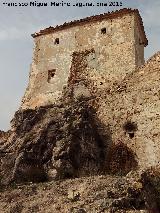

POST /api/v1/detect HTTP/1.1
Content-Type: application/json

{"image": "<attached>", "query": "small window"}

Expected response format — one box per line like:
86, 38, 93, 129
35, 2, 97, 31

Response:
128, 132, 135, 139
123, 121, 137, 139
101, 28, 106, 34
54, 38, 59, 45
48, 69, 56, 83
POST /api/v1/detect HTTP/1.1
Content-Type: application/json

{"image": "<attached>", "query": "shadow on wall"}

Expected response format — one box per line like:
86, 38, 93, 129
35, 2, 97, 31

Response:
107, 140, 138, 176
74, 113, 113, 177
68, 106, 139, 177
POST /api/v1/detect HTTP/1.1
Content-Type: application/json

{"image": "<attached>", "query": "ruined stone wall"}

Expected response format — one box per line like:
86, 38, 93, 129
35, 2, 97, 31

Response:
95, 52, 160, 169
21, 13, 144, 109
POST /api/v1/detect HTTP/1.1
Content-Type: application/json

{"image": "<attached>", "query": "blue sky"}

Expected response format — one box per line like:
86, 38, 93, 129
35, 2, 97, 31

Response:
0, 0, 160, 130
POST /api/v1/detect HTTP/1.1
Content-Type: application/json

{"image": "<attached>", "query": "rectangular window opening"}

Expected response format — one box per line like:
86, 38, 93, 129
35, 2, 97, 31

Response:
101, 28, 106, 34
54, 38, 59, 44
48, 69, 56, 83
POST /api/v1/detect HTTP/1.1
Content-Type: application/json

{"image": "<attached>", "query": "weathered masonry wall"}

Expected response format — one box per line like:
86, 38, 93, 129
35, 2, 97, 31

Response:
21, 12, 145, 109
95, 53, 160, 169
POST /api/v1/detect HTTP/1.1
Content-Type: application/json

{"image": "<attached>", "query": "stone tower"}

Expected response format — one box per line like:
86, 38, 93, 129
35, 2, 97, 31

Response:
21, 8, 148, 109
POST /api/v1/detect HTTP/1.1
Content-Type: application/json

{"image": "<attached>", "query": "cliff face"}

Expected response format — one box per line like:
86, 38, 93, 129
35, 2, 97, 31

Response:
0, 87, 141, 185
0, 93, 111, 184
1, 110, 160, 213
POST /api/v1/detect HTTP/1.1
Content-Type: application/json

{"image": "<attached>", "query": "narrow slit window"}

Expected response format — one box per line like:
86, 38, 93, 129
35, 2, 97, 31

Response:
101, 28, 106, 34
48, 69, 56, 83
54, 38, 59, 45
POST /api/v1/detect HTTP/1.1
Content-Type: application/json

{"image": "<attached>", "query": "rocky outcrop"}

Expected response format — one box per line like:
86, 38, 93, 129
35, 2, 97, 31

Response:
0, 83, 140, 185
0, 94, 110, 184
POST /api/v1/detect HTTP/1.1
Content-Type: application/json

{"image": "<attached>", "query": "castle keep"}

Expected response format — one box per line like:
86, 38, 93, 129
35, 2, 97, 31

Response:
20, 8, 160, 170
21, 8, 147, 109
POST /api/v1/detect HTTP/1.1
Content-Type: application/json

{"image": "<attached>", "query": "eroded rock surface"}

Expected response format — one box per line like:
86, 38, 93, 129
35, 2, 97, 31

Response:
0, 94, 109, 184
